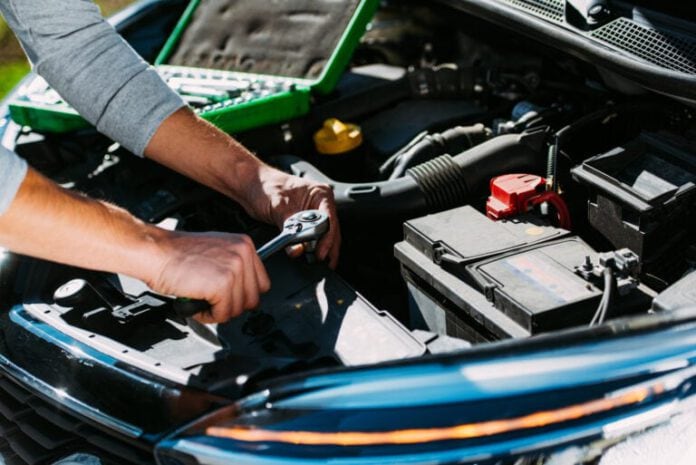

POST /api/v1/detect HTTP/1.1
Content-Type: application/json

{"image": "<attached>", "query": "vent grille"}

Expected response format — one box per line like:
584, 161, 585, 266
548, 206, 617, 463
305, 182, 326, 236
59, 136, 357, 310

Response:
593, 18, 696, 74
0, 374, 154, 465
500, 0, 565, 23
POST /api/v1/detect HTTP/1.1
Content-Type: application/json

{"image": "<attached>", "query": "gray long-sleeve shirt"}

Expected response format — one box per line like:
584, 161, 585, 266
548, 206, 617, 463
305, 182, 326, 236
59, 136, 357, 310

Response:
0, 0, 185, 214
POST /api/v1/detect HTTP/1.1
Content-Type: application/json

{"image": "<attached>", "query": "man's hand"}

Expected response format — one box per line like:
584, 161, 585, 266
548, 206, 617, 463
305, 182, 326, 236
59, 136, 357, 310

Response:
145, 108, 342, 268
0, 169, 269, 324
243, 166, 341, 269
150, 231, 270, 324
0, 108, 342, 326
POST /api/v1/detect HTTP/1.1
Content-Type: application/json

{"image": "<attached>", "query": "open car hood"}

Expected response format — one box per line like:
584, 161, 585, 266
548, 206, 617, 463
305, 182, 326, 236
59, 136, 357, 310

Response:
436, 0, 696, 103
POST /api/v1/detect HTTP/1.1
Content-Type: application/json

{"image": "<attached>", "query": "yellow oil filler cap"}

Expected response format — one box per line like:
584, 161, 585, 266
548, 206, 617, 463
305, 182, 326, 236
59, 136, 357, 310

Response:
314, 118, 363, 155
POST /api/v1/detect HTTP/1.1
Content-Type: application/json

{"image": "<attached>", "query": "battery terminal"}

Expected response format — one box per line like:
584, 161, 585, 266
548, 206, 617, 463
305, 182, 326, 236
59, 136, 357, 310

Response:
575, 249, 641, 296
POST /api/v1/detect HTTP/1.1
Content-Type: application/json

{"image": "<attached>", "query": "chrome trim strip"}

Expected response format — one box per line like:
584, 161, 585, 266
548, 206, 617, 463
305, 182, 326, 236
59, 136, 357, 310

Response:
1, 307, 144, 438
24, 302, 192, 385
0, 352, 142, 438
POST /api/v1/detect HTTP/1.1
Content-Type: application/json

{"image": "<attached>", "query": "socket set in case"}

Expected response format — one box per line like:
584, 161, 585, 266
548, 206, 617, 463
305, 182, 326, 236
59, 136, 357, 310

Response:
9, 0, 379, 136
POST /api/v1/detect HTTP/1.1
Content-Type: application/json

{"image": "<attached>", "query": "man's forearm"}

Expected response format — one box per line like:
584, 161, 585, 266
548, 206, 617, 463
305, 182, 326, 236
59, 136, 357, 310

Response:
0, 168, 167, 283
144, 108, 342, 267
143, 107, 265, 206
0, 166, 270, 322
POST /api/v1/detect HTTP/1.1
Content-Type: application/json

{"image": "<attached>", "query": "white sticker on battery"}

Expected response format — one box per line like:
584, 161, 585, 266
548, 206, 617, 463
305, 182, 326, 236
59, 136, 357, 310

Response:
502, 253, 589, 304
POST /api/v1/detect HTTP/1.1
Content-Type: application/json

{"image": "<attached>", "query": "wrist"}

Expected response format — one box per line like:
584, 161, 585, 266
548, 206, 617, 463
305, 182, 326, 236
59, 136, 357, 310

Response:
218, 152, 285, 216
126, 222, 174, 286
225, 154, 265, 202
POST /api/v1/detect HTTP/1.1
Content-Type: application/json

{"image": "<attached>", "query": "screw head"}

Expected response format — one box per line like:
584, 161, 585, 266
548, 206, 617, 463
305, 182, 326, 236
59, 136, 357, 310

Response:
589, 4, 605, 16
300, 211, 320, 222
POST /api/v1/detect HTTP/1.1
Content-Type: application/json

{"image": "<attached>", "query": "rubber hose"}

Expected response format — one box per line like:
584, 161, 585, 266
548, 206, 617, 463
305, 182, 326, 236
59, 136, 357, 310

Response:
274, 127, 548, 221
388, 124, 491, 180
407, 155, 468, 210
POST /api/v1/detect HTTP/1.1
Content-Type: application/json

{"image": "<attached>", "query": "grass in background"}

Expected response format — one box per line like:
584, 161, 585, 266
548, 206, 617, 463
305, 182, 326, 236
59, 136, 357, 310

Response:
0, 0, 134, 99
0, 60, 30, 98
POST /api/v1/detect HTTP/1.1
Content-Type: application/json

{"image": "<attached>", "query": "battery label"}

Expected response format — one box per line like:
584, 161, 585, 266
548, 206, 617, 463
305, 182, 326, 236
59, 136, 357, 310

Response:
502, 253, 590, 304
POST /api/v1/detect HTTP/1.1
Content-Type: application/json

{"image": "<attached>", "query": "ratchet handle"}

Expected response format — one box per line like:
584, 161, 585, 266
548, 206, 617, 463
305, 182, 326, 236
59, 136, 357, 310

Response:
173, 298, 211, 318
174, 209, 329, 318
172, 234, 293, 318
257, 232, 295, 261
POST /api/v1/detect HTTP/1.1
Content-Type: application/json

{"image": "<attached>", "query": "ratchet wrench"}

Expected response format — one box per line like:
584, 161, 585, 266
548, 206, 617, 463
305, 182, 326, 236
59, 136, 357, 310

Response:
173, 210, 330, 317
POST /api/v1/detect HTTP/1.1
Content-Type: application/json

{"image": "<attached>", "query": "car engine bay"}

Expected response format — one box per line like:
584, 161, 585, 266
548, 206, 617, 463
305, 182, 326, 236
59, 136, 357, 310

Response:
2, 0, 695, 399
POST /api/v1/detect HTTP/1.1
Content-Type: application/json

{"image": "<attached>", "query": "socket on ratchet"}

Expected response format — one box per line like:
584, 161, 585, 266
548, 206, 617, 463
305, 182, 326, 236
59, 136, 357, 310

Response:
173, 210, 330, 317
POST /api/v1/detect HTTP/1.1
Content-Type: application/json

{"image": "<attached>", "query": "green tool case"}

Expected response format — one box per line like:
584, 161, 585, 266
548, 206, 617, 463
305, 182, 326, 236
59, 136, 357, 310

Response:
9, 0, 379, 135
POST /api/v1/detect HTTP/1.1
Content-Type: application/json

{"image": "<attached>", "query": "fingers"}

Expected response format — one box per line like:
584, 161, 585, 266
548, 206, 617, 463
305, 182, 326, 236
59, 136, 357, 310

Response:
286, 243, 304, 258
194, 308, 218, 325
251, 243, 271, 293
286, 205, 340, 268
164, 170, 345, 325
251, 170, 341, 268
328, 222, 341, 269
200, 253, 245, 323
165, 232, 270, 324
221, 235, 268, 320
315, 189, 341, 269
238, 235, 262, 310
316, 220, 340, 269
279, 182, 340, 268
229, 253, 245, 318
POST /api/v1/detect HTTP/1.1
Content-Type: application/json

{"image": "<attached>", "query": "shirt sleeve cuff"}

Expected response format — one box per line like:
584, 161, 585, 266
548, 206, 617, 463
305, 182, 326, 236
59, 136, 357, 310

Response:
0, 147, 28, 216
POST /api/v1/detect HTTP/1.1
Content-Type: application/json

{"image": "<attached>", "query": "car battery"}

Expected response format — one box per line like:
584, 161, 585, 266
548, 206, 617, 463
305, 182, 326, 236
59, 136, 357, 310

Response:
465, 238, 652, 333
9, 0, 379, 135
396, 206, 652, 340
395, 206, 570, 341
571, 132, 696, 263
401, 205, 570, 285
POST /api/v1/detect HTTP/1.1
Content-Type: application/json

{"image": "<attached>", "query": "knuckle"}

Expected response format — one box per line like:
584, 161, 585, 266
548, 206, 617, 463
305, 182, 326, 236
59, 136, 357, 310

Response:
223, 254, 243, 276
219, 273, 235, 291
246, 294, 260, 309
199, 309, 218, 324
240, 234, 254, 247
316, 184, 334, 200
230, 304, 244, 319
224, 271, 236, 287
230, 254, 244, 272
316, 184, 332, 196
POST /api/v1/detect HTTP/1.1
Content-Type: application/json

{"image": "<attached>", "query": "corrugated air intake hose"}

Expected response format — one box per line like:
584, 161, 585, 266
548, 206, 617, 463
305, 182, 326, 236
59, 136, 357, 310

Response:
273, 127, 549, 221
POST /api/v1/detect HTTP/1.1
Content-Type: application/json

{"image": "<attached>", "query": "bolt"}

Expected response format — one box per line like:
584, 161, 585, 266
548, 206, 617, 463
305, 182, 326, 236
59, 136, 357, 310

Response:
583, 255, 593, 270
300, 212, 320, 222
587, 4, 610, 23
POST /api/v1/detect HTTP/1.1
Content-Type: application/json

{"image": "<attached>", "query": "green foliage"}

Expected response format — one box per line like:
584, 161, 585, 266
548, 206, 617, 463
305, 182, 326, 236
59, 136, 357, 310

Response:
0, 61, 29, 99
0, 17, 8, 42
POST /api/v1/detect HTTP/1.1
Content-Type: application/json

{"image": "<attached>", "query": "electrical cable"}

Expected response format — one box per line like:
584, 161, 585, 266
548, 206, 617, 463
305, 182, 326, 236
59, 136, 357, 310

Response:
590, 267, 614, 326
387, 125, 490, 180
529, 190, 572, 230
378, 131, 428, 176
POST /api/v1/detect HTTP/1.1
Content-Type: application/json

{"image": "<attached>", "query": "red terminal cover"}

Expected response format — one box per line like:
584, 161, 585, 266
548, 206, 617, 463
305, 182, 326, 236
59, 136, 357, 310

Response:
486, 174, 546, 220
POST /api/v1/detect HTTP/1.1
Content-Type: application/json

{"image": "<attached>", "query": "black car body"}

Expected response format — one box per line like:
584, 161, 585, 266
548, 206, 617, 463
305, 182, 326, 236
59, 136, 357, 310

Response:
0, 0, 695, 464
